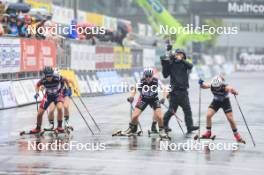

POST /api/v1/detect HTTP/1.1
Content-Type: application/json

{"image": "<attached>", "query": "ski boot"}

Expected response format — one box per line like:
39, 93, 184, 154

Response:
20, 127, 41, 136
148, 121, 158, 137
194, 131, 216, 140
159, 128, 171, 140
164, 126, 172, 133
234, 133, 246, 144
44, 122, 54, 131
112, 123, 138, 136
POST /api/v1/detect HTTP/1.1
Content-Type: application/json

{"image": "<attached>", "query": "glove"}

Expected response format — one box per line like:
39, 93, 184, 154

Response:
160, 98, 165, 104
198, 79, 204, 86
127, 97, 134, 103
34, 93, 39, 100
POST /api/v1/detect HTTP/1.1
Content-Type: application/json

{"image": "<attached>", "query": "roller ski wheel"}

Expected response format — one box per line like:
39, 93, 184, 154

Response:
148, 130, 158, 137
19, 129, 42, 136
193, 134, 216, 141
160, 135, 171, 141
237, 138, 246, 144
112, 130, 122, 137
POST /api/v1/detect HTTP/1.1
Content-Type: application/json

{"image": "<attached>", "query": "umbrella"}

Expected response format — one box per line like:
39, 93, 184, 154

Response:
7, 3, 31, 13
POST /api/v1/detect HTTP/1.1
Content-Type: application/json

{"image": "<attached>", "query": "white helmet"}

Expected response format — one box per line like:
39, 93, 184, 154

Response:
143, 67, 154, 78
211, 76, 223, 88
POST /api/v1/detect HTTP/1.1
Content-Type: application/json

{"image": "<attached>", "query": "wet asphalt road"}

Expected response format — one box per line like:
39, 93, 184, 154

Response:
0, 72, 263, 175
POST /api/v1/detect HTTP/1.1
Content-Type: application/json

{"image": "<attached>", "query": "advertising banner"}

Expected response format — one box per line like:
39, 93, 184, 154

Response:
20, 80, 36, 103
0, 38, 20, 73
131, 48, 143, 68
52, 5, 74, 25
39, 40, 57, 70
70, 44, 96, 70
0, 81, 17, 108
95, 47, 114, 69
96, 71, 122, 95
143, 48, 155, 67
114, 47, 132, 69
20, 39, 39, 72
25, 0, 52, 12
11, 81, 29, 105
86, 12, 104, 27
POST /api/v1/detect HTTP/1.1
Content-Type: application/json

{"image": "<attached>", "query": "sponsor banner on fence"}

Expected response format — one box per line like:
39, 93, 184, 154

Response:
20, 80, 36, 103
103, 16, 117, 31
20, 39, 39, 72
70, 44, 96, 70
114, 47, 132, 69
143, 48, 155, 68
95, 47, 114, 69
86, 73, 102, 94
96, 71, 122, 95
131, 48, 143, 68
0, 81, 17, 108
0, 38, 20, 74
59, 70, 80, 96
20, 39, 57, 72
86, 12, 104, 27
52, 5, 74, 25
39, 40, 57, 69
11, 81, 29, 105
25, 0, 52, 12
75, 73, 90, 95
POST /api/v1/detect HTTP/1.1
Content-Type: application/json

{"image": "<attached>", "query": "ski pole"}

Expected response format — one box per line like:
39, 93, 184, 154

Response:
131, 104, 143, 132
234, 95, 256, 147
162, 103, 183, 122
162, 103, 185, 136
77, 96, 101, 132
198, 86, 202, 141
70, 97, 94, 135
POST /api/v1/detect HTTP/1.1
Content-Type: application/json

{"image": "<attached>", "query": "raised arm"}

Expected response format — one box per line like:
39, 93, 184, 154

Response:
225, 85, 239, 95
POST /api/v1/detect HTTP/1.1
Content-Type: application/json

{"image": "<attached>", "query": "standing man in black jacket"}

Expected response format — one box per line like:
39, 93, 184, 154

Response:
161, 45, 199, 134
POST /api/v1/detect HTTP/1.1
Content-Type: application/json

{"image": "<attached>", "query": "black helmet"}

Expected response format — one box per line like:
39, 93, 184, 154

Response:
43, 66, 54, 77
175, 49, 186, 59
143, 68, 154, 78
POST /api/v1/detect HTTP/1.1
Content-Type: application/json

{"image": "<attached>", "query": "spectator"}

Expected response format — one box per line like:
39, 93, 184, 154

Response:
23, 14, 32, 37
0, 1, 5, 15
17, 15, 27, 37
1, 14, 9, 34
7, 13, 18, 36
68, 19, 77, 39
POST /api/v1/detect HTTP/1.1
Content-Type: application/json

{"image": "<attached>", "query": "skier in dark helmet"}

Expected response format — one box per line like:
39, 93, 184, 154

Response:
160, 46, 199, 134
29, 66, 70, 134
123, 68, 168, 138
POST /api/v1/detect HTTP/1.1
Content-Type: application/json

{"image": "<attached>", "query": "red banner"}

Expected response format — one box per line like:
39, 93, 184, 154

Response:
95, 47, 114, 69
20, 39, 39, 72
39, 40, 57, 70
20, 39, 57, 72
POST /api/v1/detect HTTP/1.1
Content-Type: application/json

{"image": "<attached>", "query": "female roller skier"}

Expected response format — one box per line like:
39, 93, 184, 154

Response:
121, 68, 168, 139
198, 75, 245, 143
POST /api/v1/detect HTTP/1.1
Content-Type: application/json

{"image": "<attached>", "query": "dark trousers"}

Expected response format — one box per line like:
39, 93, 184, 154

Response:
163, 90, 193, 130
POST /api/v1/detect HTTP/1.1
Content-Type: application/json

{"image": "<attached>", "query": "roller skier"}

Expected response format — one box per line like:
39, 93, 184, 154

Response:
118, 68, 169, 139
197, 75, 245, 143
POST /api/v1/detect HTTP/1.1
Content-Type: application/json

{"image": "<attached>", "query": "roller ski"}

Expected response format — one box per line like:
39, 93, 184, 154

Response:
159, 128, 171, 141
194, 131, 216, 141
234, 133, 246, 144
19, 128, 42, 136
112, 123, 142, 137
148, 121, 159, 137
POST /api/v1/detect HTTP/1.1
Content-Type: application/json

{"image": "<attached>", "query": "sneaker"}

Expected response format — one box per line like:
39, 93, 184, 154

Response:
201, 130, 211, 138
